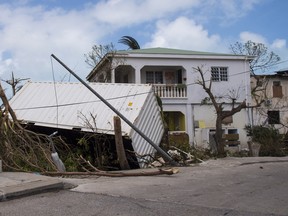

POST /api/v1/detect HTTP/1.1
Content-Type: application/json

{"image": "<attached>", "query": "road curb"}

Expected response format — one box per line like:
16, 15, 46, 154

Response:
0, 179, 64, 201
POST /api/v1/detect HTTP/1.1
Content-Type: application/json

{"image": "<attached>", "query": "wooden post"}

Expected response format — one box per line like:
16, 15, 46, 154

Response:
113, 116, 130, 170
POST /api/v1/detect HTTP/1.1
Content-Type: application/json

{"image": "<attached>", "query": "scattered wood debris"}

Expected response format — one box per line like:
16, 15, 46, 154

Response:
43, 156, 179, 177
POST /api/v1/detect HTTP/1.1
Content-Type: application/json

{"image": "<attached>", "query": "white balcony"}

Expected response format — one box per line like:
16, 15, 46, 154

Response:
153, 84, 187, 98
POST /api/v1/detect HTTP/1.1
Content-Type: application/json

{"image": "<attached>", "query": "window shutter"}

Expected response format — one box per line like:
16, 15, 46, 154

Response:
273, 86, 283, 98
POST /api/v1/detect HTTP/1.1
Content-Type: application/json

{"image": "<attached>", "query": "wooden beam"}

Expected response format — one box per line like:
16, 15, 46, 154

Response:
113, 116, 130, 170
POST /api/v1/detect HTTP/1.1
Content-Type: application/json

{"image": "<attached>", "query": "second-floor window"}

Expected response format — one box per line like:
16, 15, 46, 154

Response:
273, 81, 283, 98
146, 71, 163, 84
211, 67, 228, 81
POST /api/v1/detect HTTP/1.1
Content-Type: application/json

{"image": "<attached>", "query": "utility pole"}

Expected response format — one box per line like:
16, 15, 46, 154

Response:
51, 54, 178, 166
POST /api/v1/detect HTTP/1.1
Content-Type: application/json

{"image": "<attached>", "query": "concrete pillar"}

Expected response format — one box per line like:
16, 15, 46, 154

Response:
134, 64, 143, 84
186, 104, 194, 146
111, 68, 115, 83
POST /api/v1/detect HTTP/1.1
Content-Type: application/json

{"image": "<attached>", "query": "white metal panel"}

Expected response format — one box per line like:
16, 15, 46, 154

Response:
9, 81, 164, 167
130, 92, 164, 166
9, 82, 156, 135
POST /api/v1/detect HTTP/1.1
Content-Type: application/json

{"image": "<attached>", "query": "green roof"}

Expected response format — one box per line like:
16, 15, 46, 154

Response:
117, 47, 237, 56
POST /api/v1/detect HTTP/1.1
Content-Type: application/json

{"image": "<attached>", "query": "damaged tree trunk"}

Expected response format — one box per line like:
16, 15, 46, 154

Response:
215, 114, 225, 156
44, 168, 179, 177
114, 116, 130, 170
0, 82, 20, 126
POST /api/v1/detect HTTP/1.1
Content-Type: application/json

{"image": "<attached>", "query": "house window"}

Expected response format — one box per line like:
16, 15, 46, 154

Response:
211, 67, 228, 81
273, 81, 283, 98
267, 110, 280, 124
146, 71, 163, 84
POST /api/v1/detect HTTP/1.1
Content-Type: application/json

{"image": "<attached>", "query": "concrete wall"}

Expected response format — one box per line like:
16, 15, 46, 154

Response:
108, 53, 252, 149
251, 76, 288, 134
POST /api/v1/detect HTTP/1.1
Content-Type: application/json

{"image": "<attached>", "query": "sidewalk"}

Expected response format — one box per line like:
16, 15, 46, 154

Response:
0, 172, 64, 201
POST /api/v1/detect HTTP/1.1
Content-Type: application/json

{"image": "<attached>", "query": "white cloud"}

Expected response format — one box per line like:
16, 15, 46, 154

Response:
239, 31, 267, 44
237, 31, 288, 71
91, 0, 200, 26
0, 59, 13, 76
220, 0, 260, 18
270, 39, 288, 70
0, 0, 285, 91
271, 39, 286, 49
0, 4, 105, 82
0, 0, 203, 84
239, 32, 287, 54
145, 17, 223, 52
194, 0, 261, 26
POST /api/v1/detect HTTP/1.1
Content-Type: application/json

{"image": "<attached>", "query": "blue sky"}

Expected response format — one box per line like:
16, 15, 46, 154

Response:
0, 0, 287, 93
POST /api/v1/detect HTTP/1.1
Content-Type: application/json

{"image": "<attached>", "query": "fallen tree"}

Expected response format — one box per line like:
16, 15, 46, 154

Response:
43, 168, 179, 177
0, 82, 64, 172
43, 156, 179, 177
0, 81, 180, 174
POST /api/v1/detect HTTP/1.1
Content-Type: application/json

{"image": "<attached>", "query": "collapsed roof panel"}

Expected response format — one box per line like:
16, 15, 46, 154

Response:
9, 81, 164, 167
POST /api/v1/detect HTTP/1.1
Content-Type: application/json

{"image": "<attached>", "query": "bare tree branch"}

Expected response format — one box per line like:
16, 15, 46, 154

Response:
230, 40, 280, 74
193, 66, 266, 156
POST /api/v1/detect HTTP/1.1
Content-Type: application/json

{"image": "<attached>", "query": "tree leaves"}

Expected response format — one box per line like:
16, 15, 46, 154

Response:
118, 36, 140, 50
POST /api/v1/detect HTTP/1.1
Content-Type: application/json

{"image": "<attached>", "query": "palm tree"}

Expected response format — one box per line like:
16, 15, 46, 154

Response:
118, 36, 140, 50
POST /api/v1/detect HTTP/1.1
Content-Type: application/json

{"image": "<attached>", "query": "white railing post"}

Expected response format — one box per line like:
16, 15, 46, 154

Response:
153, 84, 187, 98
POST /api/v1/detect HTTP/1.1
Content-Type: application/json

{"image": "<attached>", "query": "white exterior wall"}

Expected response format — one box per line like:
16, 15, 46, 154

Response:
103, 50, 252, 149
123, 57, 250, 102
193, 105, 249, 148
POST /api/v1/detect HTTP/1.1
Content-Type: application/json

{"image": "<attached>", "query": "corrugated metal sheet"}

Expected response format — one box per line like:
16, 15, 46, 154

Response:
9, 81, 164, 167
130, 92, 164, 163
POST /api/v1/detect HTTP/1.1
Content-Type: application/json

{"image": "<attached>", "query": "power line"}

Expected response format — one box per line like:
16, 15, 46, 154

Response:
13, 90, 154, 111
14, 58, 288, 111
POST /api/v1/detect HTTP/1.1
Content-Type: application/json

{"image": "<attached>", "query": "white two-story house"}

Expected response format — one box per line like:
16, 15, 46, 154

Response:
86, 47, 253, 150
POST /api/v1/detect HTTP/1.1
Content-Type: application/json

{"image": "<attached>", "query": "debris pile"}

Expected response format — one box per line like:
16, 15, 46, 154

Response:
0, 82, 72, 172
149, 146, 211, 168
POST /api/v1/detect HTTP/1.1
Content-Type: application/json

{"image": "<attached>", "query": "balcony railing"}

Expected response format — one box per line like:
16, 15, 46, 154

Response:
153, 84, 187, 98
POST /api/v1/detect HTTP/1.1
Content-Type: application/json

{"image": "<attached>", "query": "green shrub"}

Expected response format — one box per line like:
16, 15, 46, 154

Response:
245, 125, 285, 156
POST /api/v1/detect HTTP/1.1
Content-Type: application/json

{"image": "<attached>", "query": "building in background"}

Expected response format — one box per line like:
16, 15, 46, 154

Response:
87, 47, 253, 150
251, 68, 288, 134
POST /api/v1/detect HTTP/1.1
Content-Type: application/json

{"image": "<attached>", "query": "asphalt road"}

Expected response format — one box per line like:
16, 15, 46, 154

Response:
0, 157, 288, 216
